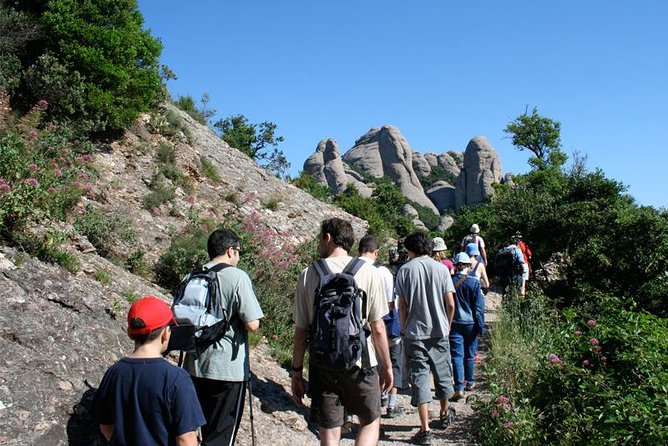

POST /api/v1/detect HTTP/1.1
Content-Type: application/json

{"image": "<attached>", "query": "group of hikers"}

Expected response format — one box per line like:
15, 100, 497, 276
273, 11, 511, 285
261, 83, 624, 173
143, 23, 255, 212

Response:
91, 219, 533, 445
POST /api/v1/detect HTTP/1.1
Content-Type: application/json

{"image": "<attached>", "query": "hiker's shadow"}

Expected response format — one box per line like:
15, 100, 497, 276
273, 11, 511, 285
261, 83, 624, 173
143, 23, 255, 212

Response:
250, 372, 319, 437
66, 380, 106, 446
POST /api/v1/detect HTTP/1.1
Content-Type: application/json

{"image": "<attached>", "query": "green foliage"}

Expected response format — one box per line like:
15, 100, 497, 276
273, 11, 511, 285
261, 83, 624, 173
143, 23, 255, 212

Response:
417, 164, 457, 189
127, 248, 149, 277
0, 104, 95, 233
123, 288, 140, 304
504, 106, 567, 171
6, 0, 164, 134
173, 93, 215, 125
94, 268, 112, 285
142, 174, 176, 210
477, 295, 668, 445
34, 230, 81, 273
213, 114, 290, 178
156, 142, 175, 164
291, 171, 331, 202
73, 205, 136, 257
408, 200, 440, 231
199, 156, 221, 183
262, 195, 282, 211
154, 223, 211, 292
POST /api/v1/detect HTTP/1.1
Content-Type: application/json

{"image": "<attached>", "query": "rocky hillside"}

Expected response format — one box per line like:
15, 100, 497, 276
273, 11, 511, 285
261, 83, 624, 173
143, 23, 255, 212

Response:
302, 125, 507, 226
0, 104, 368, 445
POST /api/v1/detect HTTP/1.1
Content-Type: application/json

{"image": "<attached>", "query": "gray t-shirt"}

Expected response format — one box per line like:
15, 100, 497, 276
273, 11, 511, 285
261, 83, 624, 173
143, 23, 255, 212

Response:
184, 262, 264, 381
395, 256, 455, 340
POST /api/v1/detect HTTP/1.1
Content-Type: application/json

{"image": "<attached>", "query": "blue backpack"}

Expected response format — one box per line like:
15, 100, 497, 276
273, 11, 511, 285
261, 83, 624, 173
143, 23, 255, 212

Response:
309, 258, 370, 372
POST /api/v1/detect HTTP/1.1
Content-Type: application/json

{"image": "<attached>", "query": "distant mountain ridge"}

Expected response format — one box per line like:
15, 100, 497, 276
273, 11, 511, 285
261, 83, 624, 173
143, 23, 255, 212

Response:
303, 125, 507, 227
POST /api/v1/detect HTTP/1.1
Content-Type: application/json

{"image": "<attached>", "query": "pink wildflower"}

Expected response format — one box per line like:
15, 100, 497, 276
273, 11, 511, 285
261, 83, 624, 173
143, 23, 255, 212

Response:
186, 195, 196, 204
37, 99, 48, 108
0, 183, 11, 193
588, 319, 597, 327
548, 354, 563, 364
48, 186, 57, 193
30, 129, 37, 138
24, 178, 39, 186
582, 360, 591, 366
60, 148, 70, 156
79, 173, 89, 180
491, 409, 499, 418
590, 338, 600, 346
575, 330, 582, 336
505, 421, 514, 429
82, 154, 94, 162
28, 163, 39, 171
496, 396, 510, 404
54, 167, 62, 177
601, 356, 607, 362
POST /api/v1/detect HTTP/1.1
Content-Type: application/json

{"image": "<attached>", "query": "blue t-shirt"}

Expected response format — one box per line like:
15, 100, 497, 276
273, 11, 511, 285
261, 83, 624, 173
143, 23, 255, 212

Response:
452, 273, 485, 329
93, 357, 205, 446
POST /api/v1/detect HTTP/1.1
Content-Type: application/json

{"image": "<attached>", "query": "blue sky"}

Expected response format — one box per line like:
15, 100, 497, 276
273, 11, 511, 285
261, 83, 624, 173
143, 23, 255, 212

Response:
137, 1, 667, 209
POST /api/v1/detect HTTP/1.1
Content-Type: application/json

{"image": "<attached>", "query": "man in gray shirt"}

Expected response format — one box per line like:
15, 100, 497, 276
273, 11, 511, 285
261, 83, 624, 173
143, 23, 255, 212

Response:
396, 232, 456, 445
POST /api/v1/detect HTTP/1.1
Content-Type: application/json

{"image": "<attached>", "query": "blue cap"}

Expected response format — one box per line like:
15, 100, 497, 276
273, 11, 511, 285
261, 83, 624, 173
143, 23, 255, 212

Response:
453, 252, 472, 264
465, 242, 480, 256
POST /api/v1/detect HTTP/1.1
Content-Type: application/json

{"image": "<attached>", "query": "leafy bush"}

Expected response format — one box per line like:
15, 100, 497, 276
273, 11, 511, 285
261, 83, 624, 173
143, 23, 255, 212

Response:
94, 268, 112, 285
142, 174, 176, 210
200, 156, 221, 183
291, 171, 331, 202
417, 164, 457, 189
73, 205, 136, 257
173, 94, 215, 126
0, 102, 95, 233
476, 294, 668, 445
7, 0, 164, 134
153, 224, 211, 292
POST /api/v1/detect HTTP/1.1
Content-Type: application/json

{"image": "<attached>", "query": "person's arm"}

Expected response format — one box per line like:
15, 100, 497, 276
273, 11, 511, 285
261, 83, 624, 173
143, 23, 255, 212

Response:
370, 319, 393, 392
444, 291, 455, 327
398, 296, 407, 335
244, 320, 260, 331
479, 262, 490, 289
175, 430, 199, 446
474, 284, 485, 335
99, 424, 113, 442
290, 326, 309, 407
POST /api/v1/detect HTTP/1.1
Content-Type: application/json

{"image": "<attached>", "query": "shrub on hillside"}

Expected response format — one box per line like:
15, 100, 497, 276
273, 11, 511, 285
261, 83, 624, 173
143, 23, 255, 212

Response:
476, 294, 668, 445
291, 171, 331, 202
0, 101, 95, 233
73, 205, 136, 258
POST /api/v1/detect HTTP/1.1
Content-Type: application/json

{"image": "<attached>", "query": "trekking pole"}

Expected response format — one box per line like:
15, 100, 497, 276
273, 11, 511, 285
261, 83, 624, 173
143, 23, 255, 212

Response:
248, 377, 256, 446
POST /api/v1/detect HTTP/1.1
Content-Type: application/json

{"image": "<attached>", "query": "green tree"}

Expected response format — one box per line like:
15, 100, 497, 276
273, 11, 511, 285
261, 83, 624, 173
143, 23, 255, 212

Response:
173, 93, 215, 125
7, 0, 164, 134
214, 114, 290, 178
504, 106, 567, 171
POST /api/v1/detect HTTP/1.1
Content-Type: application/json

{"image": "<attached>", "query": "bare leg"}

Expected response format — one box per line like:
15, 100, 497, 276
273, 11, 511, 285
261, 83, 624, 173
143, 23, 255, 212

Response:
320, 426, 341, 446
355, 415, 380, 446
418, 402, 430, 432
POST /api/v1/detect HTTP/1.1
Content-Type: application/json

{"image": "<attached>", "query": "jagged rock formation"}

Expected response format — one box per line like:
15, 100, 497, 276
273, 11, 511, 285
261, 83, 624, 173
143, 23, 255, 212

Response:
303, 139, 373, 197
342, 126, 438, 213
454, 136, 504, 210
426, 180, 456, 211
412, 151, 432, 177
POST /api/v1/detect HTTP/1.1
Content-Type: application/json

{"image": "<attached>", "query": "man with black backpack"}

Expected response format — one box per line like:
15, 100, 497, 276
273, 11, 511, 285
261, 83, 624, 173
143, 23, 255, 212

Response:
291, 218, 393, 446
182, 229, 264, 446
494, 238, 526, 299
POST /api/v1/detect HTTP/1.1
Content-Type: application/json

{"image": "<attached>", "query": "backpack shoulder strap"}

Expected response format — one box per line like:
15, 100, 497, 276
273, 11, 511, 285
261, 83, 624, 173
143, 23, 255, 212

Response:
207, 262, 231, 273
313, 259, 332, 288
343, 256, 366, 276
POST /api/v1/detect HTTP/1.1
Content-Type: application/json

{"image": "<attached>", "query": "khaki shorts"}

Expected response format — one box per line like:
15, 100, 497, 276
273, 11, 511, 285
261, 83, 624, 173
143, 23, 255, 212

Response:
309, 366, 381, 429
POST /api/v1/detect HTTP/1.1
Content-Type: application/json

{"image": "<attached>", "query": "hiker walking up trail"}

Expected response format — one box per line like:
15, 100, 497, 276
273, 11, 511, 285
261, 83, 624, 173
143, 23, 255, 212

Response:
448, 253, 485, 403
291, 218, 393, 446
464, 242, 490, 294
93, 296, 206, 446
460, 224, 488, 265
432, 237, 455, 275
514, 232, 533, 294
395, 232, 456, 446
495, 238, 526, 299
358, 234, 406, 419
183, 229, 264, 446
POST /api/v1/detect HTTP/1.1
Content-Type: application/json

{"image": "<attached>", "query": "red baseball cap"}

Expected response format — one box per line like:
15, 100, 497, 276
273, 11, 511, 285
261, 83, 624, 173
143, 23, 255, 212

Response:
127, 296, 177, 335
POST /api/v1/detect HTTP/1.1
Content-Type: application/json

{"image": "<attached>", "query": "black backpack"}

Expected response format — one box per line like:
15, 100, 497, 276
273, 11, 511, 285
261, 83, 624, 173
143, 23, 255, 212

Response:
168, 263, 231, 358
309, 257, 370, 373
494, 247, 524, 278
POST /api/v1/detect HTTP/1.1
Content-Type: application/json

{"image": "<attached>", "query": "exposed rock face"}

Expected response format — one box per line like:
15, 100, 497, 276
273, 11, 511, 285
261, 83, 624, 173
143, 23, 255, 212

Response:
342, 126, 438, 213
0, 104, 369, 445
412, 151, 432, 177
438, 151, 463, 178
455, 136, 504, 210
437, 215, 456, 232
427, 180, 456, 211
303, 139, 348, 195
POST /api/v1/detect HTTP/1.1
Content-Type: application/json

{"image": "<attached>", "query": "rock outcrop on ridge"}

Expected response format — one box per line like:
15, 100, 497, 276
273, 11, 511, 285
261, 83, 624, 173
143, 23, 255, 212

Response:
454, 136, 504, 210
341, 126, 439, 213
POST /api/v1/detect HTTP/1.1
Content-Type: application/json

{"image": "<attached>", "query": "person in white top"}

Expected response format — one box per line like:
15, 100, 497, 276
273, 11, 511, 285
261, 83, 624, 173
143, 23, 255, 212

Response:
460, 224, 488, 265
358, 234, 405, 418
464, 242, 490, 294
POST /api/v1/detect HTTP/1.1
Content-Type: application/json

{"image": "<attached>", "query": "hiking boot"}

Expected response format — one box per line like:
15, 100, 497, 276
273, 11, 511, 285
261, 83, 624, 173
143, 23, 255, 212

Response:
449, 390, 464, 402
439, 406, 456, 429
413, 429, 433, 445
385, 406, 401, 418
465, 382, 477, 391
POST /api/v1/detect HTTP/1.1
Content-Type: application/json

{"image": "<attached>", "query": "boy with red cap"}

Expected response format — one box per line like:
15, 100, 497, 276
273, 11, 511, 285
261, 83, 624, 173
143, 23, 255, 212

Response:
93, 296, 205, 445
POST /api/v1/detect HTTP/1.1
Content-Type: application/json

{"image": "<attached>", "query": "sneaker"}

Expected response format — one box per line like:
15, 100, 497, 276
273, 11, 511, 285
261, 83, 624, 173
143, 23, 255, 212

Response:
414, 429, 433, 445
449, 390, 464, 402
385, 406, 400, 418
465, 382, 477, 391
439, 406, 456, 429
